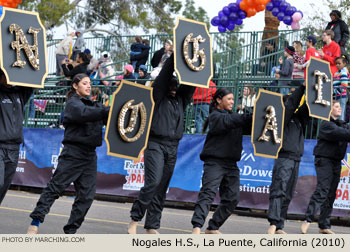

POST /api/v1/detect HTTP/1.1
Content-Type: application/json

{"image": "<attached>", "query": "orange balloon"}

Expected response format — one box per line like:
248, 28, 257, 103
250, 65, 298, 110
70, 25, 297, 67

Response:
256, 4, 266, 12
239, 1, 249, 11
246, 8, 257, 17
246, 0, 255, 7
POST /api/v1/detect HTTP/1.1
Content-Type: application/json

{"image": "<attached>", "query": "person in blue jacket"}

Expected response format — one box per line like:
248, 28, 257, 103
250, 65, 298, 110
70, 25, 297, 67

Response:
0, 69, 33, 205
27, 73, 109, 234
191, 87, 252, 234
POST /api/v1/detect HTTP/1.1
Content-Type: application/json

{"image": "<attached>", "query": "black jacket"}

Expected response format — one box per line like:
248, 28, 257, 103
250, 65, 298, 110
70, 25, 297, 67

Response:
62, 94, 109, 151
136, 73, 151, 85
149, 54, 195, 144
62, 62, 88, 78
200, 109, 252, 163
151, 47, 165, 68
278, 86, 309, 161
326, 19, 349, 46
0, 85, 33, 148
130, 48, 150, 73
313, 117, 350, 161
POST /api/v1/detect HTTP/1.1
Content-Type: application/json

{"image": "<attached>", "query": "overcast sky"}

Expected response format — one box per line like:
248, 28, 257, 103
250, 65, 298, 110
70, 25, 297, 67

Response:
52, 0, 324, 39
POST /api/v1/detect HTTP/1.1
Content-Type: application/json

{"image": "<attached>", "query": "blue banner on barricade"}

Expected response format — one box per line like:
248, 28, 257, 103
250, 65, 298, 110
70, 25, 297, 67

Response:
12, 128, 349, 217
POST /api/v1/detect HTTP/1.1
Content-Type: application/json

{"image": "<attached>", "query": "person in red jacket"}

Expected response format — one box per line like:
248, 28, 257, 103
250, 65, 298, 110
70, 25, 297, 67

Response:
192, 80, 217, 133
318, 30, 341, 76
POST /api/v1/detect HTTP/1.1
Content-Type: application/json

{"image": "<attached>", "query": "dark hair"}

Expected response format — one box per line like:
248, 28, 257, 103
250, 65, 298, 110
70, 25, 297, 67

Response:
135, 36, 142, 43
335, 55, 349, 64
202, 88, 233, 134
142, 39, 150, 46
66, 73, 89, 100
79, 52, 90, 64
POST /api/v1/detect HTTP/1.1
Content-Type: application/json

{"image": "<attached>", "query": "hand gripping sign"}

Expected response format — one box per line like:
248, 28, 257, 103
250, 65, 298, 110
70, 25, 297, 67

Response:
305, 57, 333, 120
105, 80, 155, 160
0, 7, 47, 88
251, 90, 285, 159
173, 17, 213, 87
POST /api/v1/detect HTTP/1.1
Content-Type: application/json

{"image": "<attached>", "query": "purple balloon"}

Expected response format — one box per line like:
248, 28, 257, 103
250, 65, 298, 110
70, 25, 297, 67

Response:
238, 10, 247, 19
272, 0, 282, 7
277, 12, 285, 21
227, 21, 236, 31
279, 1, 288, 12
220, 15, 229, 26
229, 12, 239, 21
236, 0, 243, 4
266, 2, 274, 11
218, 25, 226, 32
235, 18, 243, 26
298, 10, 304, 17
285, 6, 295, 16
228, 3, 239, 13
218, 11, 225, 18
223, 6, 231, 16
211, 16, 220, 26
271, 7, 280, 16
283, 15, 292, 25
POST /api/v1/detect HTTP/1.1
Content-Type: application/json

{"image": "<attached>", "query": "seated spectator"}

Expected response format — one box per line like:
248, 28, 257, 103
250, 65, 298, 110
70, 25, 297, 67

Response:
150, 39, 173, 79
237, 84, 256, 114
123, 64, 136, 80
84, 49, 99, 75
61, 52, 90, 79
130, 39, 150, 77
92, 51, 116, 86
136, 65, 151, 86
192, 80, 217, 134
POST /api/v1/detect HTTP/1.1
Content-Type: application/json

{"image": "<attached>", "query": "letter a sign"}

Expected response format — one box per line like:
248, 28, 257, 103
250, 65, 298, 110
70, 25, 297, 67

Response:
251, 90, 285, 159
173, 17, 213, 88
105, 80, 155, 160
0, 7, 47, 88
305, 57, 332, 120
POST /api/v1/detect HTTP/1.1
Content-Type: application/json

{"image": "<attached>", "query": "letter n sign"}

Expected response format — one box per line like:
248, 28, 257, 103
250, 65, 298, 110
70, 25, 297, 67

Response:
0, 7, 47, 88
173, 17, 213, 88
105, 80, 155, 160
305, 57, 332, 120
251, 90, 285, 159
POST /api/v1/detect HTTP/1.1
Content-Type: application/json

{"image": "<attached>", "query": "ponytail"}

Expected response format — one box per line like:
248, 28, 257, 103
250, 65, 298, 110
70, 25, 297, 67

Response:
66, 73, 89, 100
201, 87, 233, 134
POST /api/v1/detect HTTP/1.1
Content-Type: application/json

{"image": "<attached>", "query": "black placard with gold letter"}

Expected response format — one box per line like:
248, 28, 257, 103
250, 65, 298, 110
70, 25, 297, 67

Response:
105, 80, 154, 160
173, 17, 213, 87
305, 57, 332, 120
251, 90, 285, 159
0, 7, 47, 88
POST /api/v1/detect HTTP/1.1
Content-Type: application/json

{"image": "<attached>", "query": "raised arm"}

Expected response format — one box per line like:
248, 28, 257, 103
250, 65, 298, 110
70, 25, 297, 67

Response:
284, 85, 305, 125
152, 54, 175, 102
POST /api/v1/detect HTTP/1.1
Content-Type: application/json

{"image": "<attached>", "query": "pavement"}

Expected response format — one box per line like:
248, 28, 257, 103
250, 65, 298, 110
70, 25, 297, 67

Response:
0, 190, 349, 234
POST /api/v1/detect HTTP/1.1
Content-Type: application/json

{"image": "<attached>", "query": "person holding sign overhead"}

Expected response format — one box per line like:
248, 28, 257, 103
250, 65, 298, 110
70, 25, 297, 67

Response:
127, 54, 195, 234
0, 69, 33, 205
191, 88, 252, 234
267, 84, 309, 234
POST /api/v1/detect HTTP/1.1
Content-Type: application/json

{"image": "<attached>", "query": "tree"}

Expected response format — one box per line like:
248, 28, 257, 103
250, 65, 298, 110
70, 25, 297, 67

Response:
181, 0, 210, 29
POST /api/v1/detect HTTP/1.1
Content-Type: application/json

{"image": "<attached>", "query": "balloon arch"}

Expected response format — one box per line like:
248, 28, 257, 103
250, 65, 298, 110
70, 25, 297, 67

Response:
211, 0, 303, 32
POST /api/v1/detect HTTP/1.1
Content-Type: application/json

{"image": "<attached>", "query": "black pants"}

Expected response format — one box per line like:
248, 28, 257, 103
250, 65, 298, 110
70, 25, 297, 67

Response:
268, 158, 300, 230
304, 157, 341, 229
0, 147, 19, 205
191, 159, 240, 230
30, 145, 97, 234
130, 140, 178, 229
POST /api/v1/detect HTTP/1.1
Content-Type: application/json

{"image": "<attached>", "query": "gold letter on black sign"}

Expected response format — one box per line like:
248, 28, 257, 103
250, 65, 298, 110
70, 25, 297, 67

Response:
183, 33, 206, 71
9, 24, 41, 70
258, 106, 281, 144
314, 70, 331, 106
118, 99, 147, 143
